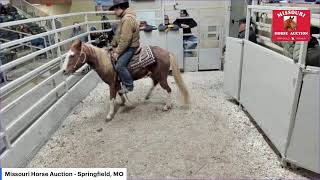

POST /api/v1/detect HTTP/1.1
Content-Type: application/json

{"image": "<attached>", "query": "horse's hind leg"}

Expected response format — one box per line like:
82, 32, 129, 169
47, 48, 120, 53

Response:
159, 79, 172, 111
145, 77, 159, 100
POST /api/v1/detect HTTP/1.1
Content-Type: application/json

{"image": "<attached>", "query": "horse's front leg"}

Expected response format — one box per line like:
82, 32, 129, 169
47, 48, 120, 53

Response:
116, 82, 126, 106
106, 84, 117, 121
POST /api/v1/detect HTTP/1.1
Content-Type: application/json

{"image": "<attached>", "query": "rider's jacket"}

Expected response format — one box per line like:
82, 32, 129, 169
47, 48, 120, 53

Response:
112, 7, 140, 55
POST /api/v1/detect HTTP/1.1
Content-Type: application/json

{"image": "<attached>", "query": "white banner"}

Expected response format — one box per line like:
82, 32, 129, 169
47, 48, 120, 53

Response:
1, 168, 126, 180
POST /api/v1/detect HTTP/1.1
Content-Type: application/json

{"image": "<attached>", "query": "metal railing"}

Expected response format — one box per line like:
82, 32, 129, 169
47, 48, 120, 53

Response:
0, 37, 39, 51
0, 27, 49, 58
0, 11, 117, 163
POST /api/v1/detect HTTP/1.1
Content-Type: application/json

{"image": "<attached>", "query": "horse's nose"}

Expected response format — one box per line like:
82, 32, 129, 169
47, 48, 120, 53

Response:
62, 70, 67, 75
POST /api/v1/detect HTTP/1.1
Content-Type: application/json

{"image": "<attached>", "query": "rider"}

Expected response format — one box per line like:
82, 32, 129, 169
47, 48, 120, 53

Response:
110, 0, 140, 93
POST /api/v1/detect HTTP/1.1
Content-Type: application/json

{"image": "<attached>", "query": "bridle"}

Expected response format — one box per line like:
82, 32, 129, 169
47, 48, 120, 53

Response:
74, 46, 87, 69
71, 45, 90, 75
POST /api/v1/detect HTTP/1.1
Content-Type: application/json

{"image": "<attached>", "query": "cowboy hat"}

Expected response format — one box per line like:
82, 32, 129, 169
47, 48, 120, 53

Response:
109, 0, 129, 11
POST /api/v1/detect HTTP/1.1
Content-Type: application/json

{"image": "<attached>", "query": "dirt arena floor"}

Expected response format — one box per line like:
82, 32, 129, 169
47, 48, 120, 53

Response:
29, 71, 317, 179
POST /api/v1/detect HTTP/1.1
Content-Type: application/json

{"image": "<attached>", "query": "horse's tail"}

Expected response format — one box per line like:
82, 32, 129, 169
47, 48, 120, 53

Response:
169, 53, 190, 105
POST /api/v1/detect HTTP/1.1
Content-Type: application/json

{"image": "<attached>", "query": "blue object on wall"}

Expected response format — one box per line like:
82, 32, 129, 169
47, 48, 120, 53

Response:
95, 0, 113, 6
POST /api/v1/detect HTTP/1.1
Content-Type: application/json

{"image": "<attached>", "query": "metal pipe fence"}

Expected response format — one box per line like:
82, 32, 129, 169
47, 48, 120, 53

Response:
0, 11, 117, 163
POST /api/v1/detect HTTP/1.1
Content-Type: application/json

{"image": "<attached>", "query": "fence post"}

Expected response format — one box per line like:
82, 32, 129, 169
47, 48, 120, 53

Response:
43, 37, 49, 59
51, 17, 68, 92
245, 6, 252, 41
85, 13, 91, 43
51, 18, 61, 58
19, 0, 23, 11
197, 9, 200, 69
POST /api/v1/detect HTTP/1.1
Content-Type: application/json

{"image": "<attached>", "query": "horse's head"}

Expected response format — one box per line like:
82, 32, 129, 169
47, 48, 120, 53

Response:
62, 40, 87, 75
284, 17, 296, 31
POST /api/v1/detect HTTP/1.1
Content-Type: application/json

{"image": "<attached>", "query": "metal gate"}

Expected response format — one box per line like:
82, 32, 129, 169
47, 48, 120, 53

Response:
0, 11, 115, 167
223, 5, 320, 174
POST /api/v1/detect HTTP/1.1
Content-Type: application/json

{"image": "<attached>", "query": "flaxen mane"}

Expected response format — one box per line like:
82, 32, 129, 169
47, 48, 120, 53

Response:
85, 44, 114, 75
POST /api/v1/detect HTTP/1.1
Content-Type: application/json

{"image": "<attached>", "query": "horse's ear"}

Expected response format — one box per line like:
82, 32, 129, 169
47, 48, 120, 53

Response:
74, 39, 82, 50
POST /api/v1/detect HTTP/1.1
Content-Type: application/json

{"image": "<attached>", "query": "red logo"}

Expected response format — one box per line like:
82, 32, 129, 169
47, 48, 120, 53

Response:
272, 10, 310, 42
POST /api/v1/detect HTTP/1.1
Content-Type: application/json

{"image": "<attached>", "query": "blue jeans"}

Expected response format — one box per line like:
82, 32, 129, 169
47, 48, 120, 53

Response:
184, 36, 198, 57
184, 35, 198, 50
115, 47, 135, 90
0, 16, 4, 23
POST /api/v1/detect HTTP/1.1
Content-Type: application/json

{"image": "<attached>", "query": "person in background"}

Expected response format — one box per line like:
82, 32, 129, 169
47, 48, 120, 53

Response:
31, 31, 46, 49
173, 9, 198, 52
276, 26, 319, 67
0, 3, 7, 23
89, 26, 104, 47
104, 23, 118, 44
101, 15, 112, 30
6, 3, 17, 17
19, 24, 30, 36
0, 3, 7, 15
237, 17, 257, 43
90, 26, 98, 40
305, 26, 320, 67
30, 31, 46, 58
70, 22, 87, 42
158, 15, 179, 32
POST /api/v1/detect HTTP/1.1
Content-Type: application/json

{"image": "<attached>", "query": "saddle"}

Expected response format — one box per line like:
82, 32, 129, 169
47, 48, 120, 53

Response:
110, 45, 156, 83
127, 45, 156, 71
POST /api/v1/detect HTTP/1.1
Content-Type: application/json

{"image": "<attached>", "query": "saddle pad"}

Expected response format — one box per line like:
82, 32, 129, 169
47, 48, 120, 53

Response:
129, 45, 156, 71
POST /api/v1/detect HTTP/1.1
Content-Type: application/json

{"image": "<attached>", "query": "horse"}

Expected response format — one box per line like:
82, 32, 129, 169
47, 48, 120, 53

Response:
284, 17, 296, 31
62, 40, 190, 121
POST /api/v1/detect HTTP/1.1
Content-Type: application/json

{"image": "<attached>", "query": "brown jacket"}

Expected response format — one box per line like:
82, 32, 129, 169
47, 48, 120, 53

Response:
112, 8, 140, 55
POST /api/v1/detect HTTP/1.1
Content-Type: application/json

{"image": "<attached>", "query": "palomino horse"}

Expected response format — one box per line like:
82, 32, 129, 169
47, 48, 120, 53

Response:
62, 40, 190, 120
284, 17, 296, 31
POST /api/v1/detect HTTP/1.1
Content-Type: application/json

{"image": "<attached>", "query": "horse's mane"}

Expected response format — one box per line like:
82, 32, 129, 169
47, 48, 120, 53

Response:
84, 43, 114, 75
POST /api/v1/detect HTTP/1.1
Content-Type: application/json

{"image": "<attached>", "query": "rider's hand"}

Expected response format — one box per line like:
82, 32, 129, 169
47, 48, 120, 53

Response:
112, 52, 119, 61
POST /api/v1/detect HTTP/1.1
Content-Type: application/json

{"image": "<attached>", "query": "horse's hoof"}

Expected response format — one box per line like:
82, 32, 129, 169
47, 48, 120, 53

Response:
106, 115, 113, 121
145, 96, 150, 100
162, 104, 172, 111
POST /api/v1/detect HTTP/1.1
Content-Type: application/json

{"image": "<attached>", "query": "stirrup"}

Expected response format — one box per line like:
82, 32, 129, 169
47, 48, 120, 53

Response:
118, 85, 133, 94
118, 87, 129, 94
